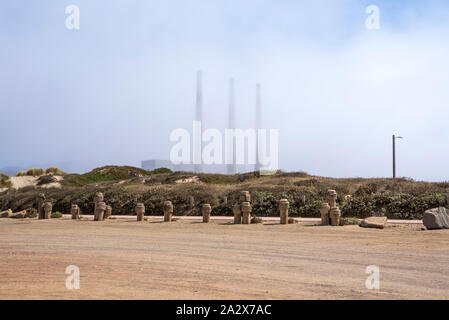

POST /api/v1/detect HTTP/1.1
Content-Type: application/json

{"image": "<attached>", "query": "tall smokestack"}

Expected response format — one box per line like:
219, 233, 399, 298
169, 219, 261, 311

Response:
227, 78, 237, 174
194, 70, 203, 173
255, 83, 262, 172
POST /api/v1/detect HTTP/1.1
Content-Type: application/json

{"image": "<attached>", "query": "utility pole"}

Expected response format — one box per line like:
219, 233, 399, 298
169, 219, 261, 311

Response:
392, 135, 396, 179
392, 134, 403, 179
228, 77, 236, 175
195, 71, 203, 173
255, 84, 262, 172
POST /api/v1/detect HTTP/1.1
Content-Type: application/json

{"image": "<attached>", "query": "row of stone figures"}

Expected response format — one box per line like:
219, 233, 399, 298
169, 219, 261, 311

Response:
135, 201, 174, 222
68, 192, 112, 221
136, 200, 209, 223
63, 190, 346, 224
231, 191, 291, 225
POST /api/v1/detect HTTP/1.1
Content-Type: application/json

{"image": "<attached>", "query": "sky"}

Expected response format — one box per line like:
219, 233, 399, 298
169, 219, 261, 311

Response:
1, 0, 449, 181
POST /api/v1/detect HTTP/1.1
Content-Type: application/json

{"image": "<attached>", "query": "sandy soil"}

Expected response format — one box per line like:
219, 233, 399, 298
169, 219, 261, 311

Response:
8, 176, 38, 189
8, 176, 63, 190
0, 217, 448, 300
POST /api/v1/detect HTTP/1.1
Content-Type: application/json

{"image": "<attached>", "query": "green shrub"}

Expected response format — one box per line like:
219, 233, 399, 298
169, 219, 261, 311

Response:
51, 211, 63, 219
339, 217, 361, 226
384, 193, 447, 219
0, 173, 11, 188
64, 166, 152, 186
150, 167, 173, 174
341, 198, 376, 218
297, 200, 324, 217
16, 171, 27, 177
37, 175, 58, 186
251, 191, 290, 217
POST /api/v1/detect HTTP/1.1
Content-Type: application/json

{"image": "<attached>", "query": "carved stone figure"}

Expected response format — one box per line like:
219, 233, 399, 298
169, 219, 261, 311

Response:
104, 205, 112, 220
96, 202, 106, 221
71, 204, 80, 220
163, 201, 173, 222
239, 191, 251, 203
320, 203, 331, 226
37, 193, 46, 219
279, 199, 290, 224
93, 192, 104, 221
327, 190, 337, 208
330, 207, 341, 226
135, 203, 145, 222
241, 202, 252, 224
233, 204, 242, 224
202, 204, 212, 223
43, 202, 52, 219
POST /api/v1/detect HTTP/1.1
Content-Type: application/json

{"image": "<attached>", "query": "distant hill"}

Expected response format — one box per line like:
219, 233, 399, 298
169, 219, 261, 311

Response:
63, 165, 162, 186
0, 167, 26, 177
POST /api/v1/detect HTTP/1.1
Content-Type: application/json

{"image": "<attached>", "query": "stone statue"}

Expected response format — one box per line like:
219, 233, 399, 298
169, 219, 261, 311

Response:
71, 204, 80, 220
96, 202, 106, 221
279, 199, 289, 224
135, 203, 145, 222
326, 189, 342, 226
93, 192, 104, 221
163, 201, 173, 222
43, 202, 52, 219
330, 207, 341, 226
104, 205, 112, 220
320, 203, 331, 225
241, 202, 252, 224
37, 193, 46, 220
239, 191, 251, 203
327, 190, 337, 208
233, 204, 242, 224
202, 204, 212, 223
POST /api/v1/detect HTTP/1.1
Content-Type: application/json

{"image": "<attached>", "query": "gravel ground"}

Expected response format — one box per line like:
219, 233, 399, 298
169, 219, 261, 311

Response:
0, 217, 448, 300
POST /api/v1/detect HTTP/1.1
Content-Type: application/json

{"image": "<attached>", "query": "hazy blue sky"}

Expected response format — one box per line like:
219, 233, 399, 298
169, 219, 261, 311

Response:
1, 0, 449, 181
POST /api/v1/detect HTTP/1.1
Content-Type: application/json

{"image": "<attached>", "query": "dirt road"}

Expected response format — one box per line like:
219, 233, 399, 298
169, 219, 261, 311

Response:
0, 218, 448, 299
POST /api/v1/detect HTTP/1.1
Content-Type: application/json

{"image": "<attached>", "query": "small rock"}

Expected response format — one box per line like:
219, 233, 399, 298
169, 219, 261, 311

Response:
0, 209, 12, 218
423, 207, 449, 230
360, 216, 387, 229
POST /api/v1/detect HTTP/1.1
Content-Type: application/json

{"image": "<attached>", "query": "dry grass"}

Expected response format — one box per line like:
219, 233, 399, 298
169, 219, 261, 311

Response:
16, 168, 44, 177
45, 167, 67, 175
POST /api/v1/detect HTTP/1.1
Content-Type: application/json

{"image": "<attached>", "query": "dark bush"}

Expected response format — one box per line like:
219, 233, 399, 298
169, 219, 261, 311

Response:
0, 173, 11, 188
37, 175, 58, 186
